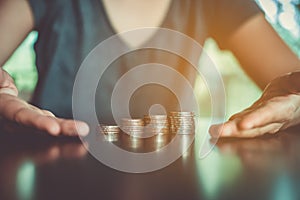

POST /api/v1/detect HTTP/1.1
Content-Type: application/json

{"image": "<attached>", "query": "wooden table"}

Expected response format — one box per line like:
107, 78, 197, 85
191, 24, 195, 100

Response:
1, 119, 300, 200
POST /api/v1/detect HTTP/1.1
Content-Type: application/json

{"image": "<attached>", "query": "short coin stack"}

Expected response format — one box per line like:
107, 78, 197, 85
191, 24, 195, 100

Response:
98, 125, 120, 141
99, 111, 195, 139
121, 118, 144, 137
144, 115, 169, 135
169, 111, 195, 134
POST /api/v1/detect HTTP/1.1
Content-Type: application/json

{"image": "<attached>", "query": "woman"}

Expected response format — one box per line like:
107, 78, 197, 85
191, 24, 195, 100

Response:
0, 0, 299, 137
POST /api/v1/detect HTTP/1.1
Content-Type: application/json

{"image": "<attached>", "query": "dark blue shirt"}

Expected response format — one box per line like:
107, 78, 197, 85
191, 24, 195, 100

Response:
28, 0, 260, 123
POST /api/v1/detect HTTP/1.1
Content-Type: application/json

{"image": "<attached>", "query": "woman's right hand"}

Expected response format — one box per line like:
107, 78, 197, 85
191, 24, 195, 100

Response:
0, 68, 89, 137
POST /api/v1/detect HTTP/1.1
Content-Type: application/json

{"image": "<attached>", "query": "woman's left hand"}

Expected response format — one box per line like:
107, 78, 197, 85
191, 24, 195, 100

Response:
210, 72, 300, 138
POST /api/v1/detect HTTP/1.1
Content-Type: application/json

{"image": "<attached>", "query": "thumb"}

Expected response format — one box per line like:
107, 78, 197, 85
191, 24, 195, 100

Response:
0, 69, 18, 96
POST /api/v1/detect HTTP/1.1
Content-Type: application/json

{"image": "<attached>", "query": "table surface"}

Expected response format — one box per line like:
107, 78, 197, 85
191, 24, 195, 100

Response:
1, 119, 300, 200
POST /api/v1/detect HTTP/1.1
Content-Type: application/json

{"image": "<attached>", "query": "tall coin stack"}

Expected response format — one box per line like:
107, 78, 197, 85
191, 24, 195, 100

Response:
98, 125, 120, 141
169, 111, 195, 134
144, 115, 169, 135
121, 118, 144, 137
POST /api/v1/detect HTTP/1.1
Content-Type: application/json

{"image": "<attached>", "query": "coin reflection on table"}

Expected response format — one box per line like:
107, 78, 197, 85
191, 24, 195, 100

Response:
121, 133, 145, 150
152, 133, 174, 149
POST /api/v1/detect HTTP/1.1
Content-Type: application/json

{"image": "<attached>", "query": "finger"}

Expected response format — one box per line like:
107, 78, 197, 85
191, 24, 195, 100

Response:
29, 103, 89, 136
228, 101, 263, 121
57, 119, 89, 137
0, 87, 18, 96
0, 94, 89, 136
210, 120, 283, 138
229, 110, 251, 121
14, 108, 61, 135
42, 110, 56, 117
237, 100, 295, 130
210, 119, 242, 138
229, 123, 283, 138
15, 109, 89, 137
0, 69, 18, 96
0, 95, 60, 135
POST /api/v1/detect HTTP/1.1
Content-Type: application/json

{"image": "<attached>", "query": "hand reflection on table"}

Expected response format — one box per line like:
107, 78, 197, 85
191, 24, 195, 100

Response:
195, 128, 300, 200
0, 138, 87, 200
214, 131, 300, 171
212, 131, 300, 200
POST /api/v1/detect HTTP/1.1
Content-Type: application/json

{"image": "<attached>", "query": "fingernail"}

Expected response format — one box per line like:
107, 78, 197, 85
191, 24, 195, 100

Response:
221, 124, 232, 137
209, 124, 222, 138
77, 123, 90, 136
49, 124, 60, 136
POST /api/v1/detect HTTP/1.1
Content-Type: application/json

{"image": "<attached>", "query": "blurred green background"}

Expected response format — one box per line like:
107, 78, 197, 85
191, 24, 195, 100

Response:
3, 0, 300, 118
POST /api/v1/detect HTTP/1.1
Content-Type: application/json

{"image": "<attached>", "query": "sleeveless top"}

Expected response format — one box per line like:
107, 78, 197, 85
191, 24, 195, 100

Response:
28, 0, 260, 123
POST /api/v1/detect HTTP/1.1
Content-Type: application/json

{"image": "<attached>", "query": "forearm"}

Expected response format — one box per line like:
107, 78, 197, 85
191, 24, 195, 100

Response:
0, 0, 34, 66
227, 13, 300, 89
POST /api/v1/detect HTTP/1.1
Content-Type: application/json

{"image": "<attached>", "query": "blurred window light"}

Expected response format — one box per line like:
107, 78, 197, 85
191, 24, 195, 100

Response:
16, 162, 36, 200
279, 11, 298, 37
257, 0, 300, 36
256, 0, 300, 55
257, 0, 278, 23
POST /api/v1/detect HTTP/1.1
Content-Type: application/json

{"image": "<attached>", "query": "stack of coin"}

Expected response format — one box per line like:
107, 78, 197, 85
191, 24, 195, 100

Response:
169, 111, 195, 134
121, 118, 144, 137
98, 125, 120, 141
144, 115, 169, 135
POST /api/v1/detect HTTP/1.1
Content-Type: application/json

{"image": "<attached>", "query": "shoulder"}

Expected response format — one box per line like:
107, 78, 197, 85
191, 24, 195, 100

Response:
201, 0, 262, 48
